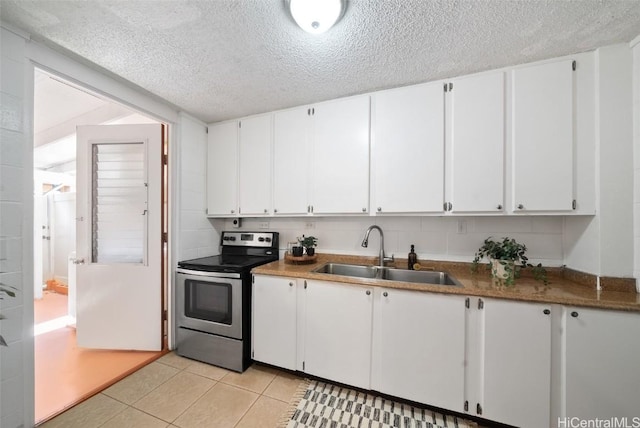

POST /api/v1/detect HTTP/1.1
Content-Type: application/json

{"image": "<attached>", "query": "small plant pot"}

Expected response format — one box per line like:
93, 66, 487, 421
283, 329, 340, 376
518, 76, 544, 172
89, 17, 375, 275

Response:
291, 246, 304, 257
305, 248, 315, 256
491, 259, 515, 285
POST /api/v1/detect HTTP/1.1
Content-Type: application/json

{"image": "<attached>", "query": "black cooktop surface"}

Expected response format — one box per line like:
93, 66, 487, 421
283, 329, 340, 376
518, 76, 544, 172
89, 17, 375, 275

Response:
178, 254, 278, 273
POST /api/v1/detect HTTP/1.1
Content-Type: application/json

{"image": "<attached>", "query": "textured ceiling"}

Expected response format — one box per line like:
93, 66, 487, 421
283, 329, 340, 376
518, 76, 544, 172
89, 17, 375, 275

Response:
2, 0, 640, 123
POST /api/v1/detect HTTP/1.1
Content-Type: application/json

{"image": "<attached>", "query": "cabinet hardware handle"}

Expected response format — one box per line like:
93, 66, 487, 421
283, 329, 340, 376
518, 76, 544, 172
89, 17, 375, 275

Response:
274, 209, 278, 213
497, 204, 502, 210
517, 204, 524, 210
366, 290, 371, 295
383, 292, 388, 297
571, 311, 579, 318
231, 209, 235, 214
543, 309, 551, 315
362, 207, 366, 212
377, 207, 382, 212
263, 209, 267, 213
289, 282, 293, 287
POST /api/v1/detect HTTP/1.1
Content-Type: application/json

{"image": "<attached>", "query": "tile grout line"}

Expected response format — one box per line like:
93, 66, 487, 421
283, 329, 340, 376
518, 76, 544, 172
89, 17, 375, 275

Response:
231, 373, 278, 428
93, 394, 130, 428
161, 378, 220, 426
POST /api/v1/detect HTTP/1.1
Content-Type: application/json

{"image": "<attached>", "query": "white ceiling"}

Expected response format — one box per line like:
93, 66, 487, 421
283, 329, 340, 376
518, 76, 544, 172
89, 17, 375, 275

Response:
3, 0, 640, 123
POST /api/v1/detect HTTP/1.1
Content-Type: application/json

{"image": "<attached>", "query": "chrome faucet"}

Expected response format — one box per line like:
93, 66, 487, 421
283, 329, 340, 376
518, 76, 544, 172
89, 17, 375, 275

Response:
361, 225, 394, 267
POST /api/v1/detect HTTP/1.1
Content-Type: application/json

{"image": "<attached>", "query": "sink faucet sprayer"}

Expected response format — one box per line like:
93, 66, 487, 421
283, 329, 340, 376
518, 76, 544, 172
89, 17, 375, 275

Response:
361, 225, 394, 267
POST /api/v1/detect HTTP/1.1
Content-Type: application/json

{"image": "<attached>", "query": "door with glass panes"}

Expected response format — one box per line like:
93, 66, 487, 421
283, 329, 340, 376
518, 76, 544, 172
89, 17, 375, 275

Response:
75, 124, 163, 351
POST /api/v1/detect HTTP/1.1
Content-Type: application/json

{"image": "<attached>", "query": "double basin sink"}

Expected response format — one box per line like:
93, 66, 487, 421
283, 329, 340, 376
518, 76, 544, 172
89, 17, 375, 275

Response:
312, 263, 463, 287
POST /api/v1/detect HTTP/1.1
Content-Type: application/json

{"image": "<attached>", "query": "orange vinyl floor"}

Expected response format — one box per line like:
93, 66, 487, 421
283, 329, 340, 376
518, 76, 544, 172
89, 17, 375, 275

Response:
34, 291, 162, 425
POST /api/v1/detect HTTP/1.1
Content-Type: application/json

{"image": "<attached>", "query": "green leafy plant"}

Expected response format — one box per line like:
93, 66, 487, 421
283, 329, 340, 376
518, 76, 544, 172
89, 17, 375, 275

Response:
471, 237, 548, 286
298, 235, 318, 249
0, 283, 17, 347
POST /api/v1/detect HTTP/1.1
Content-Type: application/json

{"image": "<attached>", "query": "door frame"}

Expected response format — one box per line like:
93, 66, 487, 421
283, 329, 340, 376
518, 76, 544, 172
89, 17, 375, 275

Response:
30, 65, 175, 347
23, 38, 181, 424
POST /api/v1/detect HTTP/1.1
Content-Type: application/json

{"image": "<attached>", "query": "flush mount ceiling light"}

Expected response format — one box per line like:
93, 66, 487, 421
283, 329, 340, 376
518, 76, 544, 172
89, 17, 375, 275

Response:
287, 0, 347, 34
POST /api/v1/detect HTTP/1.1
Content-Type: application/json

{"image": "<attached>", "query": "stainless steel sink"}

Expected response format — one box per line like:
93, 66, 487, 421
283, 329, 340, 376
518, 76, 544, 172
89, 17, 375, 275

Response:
312, 263, 378, 279
379, 268, 463, 286
312, 263, 462, 286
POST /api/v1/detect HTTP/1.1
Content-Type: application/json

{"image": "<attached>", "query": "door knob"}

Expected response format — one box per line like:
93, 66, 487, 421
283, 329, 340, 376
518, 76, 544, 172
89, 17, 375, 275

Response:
72, 258, 85, 265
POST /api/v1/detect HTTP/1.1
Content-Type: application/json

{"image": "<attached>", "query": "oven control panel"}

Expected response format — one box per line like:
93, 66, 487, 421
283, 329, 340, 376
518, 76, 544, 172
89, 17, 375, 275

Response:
220, 231, 278, 248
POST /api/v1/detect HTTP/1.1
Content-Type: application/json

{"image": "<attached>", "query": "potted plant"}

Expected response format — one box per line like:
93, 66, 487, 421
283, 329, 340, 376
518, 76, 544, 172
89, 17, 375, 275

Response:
0, 282, 17, 347
472, 237, 547, 286
298, 235, 318, 256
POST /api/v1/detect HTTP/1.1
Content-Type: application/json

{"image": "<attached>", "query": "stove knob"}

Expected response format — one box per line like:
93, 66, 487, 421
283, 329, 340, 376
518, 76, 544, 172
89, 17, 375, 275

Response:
258, 237, 265, 242
229, 236, 236, 241
223, 236, 230, 241
265, 237, 271, 242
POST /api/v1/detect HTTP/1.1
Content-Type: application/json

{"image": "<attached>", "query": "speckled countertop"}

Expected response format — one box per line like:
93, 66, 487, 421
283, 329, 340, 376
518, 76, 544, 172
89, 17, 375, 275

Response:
252, 254, 640, 312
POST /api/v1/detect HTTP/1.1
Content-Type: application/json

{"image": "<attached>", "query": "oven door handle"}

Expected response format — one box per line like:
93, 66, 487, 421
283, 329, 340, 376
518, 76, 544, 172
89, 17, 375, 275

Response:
176, 268, 241, 279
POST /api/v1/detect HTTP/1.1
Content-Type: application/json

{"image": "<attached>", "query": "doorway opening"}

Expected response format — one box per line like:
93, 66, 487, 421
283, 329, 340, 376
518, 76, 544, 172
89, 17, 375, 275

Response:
33, 69, 168, 424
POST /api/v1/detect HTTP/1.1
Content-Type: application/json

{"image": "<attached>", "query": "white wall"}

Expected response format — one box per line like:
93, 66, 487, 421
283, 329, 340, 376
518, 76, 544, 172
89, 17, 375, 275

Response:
52, 192, 75, 284
177, 113, 222, 261
225, 216, 565, 266
633, 36, 640, 291
0, 26, 35, 428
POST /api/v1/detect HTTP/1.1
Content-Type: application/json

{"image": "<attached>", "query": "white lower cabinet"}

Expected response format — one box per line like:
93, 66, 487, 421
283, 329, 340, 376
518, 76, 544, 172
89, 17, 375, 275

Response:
252, 276, 639, 428
371, 288, 466, 412
472, 298, 552, 428
303, 280, 373, 389
251, 275, 297, 370
565, 307, 640, 420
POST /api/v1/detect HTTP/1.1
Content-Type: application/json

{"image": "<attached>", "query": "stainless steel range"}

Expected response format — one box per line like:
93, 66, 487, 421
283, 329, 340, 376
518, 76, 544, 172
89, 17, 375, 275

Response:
175, 231, 279, 372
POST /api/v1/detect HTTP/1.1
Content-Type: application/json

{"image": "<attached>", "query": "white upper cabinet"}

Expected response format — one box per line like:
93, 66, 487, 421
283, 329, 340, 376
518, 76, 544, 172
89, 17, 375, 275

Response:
238, 114, 272, 216
512, 59, 575, 212
273, 95, 371, 215
448, 72, 505, 213
273, 107, 310, 215
373, 82, 445, 213
312, 96, 371, 214
207, 121, 238, 216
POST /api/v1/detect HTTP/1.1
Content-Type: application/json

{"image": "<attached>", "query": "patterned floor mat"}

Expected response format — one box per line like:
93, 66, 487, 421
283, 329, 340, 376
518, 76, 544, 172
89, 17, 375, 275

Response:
282, 380, 478, 428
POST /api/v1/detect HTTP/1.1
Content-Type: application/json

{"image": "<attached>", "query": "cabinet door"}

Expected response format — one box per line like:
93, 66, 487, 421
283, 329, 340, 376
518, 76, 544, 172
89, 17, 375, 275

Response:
312, 96, 370, 214
252, 275, 297, 370
207, 121, 238, 216
372, 288, 465, 411
566, 308, 640, 420
482, 298, 551, 428
449, 72, 504, 213
373, 83, 445, 213
239, 115, 272, 216
273, 107, 310, 215
512, 60, 574, 212
304, 280, 373, 389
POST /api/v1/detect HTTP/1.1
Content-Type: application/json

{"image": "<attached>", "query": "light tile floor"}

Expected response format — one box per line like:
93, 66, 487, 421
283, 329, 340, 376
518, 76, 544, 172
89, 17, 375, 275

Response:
40, 353, 304, 428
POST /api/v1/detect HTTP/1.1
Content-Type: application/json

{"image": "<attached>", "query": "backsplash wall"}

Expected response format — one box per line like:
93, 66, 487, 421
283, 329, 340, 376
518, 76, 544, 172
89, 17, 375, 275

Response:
223, 216, 565, 267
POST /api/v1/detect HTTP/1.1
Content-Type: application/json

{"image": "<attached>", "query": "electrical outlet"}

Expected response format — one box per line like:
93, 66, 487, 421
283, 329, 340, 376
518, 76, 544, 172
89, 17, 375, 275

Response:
457, 220, 467, 234
258, 221, 270, 229
305, 221, 316, 229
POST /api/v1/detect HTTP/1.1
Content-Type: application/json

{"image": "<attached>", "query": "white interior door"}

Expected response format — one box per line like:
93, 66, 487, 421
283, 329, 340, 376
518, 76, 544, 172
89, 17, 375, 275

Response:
76, 124, 163, 351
